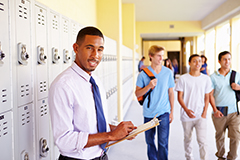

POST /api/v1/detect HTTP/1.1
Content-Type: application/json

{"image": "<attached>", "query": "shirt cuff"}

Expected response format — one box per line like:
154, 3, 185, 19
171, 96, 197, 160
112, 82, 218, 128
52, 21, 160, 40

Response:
76, 132, 89, 153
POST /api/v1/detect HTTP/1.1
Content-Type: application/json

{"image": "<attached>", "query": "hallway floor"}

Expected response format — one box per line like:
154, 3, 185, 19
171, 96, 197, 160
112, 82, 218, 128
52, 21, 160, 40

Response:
108, 91, 240, 160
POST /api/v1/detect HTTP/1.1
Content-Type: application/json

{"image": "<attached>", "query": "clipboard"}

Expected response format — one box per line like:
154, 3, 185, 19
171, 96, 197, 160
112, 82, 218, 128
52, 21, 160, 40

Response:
105, 115, 161, 148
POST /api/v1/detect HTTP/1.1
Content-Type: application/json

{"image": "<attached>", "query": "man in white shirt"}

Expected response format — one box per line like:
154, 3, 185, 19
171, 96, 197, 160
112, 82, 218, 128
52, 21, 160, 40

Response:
175, 54, 212, 160
48, 26, 136, 160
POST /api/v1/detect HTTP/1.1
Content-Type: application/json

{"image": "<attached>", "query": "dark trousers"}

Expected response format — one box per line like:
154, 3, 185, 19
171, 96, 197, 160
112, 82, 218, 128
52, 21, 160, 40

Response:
59, 152, 108, 160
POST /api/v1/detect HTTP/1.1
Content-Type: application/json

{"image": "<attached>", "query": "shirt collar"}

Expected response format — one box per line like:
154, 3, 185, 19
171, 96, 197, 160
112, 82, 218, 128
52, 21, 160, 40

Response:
216, 68, 232, 76
71, 62, 91, 82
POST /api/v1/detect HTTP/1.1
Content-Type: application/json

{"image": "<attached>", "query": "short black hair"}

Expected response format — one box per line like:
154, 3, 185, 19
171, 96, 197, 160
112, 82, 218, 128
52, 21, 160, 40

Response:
189, 54, 200, 62
76, 26, 104, 44
218, 51, 231, 61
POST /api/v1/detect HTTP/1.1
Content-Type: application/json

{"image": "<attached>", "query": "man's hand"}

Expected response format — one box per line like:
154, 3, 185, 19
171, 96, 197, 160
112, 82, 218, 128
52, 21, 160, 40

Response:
109, 121, 137, 141
213, 110, 223, 118
231, 83, 240, 91
201, 112, 207, 118
169, 112, 173, 123
148, 79, 157, 89
185, 109, 196, 118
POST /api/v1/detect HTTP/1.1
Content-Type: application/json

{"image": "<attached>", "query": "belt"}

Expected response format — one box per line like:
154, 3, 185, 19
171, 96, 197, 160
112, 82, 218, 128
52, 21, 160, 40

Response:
59, 152, 108, 160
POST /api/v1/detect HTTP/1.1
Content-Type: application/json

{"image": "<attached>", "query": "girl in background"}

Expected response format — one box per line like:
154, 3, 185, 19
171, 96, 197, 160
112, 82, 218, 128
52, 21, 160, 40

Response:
200, 55, 209, 75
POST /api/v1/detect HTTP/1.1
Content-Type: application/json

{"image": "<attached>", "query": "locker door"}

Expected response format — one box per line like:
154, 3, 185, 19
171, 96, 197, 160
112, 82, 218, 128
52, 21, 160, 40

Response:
15, 0, 32, 107
0, 0, 11, 113
61, 17, 71, 70
0, 111, 13, 160
35, 4, 48, 100
18, 104, 34, 160
48, 11, 62, 85
37, 99, 50, 159
35, 4, 50, 160
70, 21, 79, 63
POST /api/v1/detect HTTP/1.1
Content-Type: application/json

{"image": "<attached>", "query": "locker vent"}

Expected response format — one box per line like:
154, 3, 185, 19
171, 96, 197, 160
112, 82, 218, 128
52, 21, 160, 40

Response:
0, 115, 9, 137
72, 24, 77, 36
21, 106, 31, 126
122, 56, 132, 61
0, 2, 4, 12
63, 21, 68, 33
18, 4, 28, 19
2, 88, 7, 103
37, 10, 45, 26
52, 18, 58, 30
39, 81, 47, 93
20, 84, 30, 98
102, 55, 117, 62
40, 104, 48, 117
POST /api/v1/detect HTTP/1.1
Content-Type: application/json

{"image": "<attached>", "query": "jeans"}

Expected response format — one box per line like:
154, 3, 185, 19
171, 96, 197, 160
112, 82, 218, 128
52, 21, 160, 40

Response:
144, 112, 170, 160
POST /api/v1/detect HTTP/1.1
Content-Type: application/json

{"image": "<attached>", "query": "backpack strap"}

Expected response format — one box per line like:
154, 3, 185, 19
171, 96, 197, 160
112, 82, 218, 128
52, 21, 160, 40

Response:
230, 70, 236, 85
230, 70, 239, 115
142, 68, 155, 80
142, 68, 156, 108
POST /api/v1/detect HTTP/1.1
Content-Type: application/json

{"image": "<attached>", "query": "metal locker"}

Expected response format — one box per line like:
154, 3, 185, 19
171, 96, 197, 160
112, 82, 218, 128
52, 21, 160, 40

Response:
37, 98, 50, 159
34, 3, 50, 160
0, 0, 12, 113
35, 4, 48, 100
18, 104, 34, 160
71, 21, 82, 63
15, 0, 32, 107
48, 11, 62, 85
48, 11, 62, 160
61, 17, 71, 70
0, 111, 13, 160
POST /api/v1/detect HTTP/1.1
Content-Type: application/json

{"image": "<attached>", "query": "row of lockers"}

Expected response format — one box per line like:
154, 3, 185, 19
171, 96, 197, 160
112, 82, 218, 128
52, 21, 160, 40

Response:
0, 0, 138, 160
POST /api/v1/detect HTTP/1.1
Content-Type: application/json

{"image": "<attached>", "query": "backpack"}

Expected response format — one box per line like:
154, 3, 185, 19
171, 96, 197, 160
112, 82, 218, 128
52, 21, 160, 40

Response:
230, 70, 240, 115
137, 68, 156, 108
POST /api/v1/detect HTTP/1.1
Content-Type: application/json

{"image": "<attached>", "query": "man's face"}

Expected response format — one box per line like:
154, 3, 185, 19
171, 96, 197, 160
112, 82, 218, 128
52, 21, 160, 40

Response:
73, 35, 104, 74
189, 56, 202, 71
151, 50, 164, 65
219, 54, 231, 69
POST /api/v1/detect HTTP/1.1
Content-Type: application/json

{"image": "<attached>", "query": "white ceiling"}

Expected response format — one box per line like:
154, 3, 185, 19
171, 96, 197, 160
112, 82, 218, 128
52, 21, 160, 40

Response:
122, 0, 227, 21
122, 0, 227, 39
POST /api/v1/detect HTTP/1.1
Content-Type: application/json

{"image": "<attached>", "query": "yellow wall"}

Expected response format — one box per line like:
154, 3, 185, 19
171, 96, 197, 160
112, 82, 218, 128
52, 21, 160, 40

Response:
136, 21, 204, 56
143, 41, 181, 66
36, 0, 97, 26
96, 0, 122, 41
122, 4, 135, 49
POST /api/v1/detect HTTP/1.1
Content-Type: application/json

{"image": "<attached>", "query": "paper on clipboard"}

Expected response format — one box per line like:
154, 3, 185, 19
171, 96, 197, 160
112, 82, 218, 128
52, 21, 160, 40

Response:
105, 115, 161, 148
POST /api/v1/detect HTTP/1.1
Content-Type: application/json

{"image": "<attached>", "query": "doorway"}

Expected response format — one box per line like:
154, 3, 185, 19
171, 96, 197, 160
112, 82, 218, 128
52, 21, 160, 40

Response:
167, 51, 180, 74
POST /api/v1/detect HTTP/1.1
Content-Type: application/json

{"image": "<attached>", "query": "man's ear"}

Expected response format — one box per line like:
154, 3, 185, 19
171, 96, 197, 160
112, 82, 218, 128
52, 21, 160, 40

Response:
73, 43, 78, 53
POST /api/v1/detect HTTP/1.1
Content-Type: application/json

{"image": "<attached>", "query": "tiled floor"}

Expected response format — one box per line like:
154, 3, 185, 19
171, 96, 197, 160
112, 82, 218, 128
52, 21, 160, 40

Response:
108, 91, 240, 160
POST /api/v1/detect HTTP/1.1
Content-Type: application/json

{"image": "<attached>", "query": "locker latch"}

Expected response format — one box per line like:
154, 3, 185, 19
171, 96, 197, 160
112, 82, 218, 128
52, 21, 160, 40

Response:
21, 150, 29, 160
18, 43, 29, 65
37, 46, 47, 64
63, 49, 70, 63
52, 48, 60, 63
0, 41, 5, 65
40, 138, 49, 157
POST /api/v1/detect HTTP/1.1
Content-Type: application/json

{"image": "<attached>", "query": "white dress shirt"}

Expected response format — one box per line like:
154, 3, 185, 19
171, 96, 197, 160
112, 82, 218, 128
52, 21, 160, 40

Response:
48, 62, 109, 159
